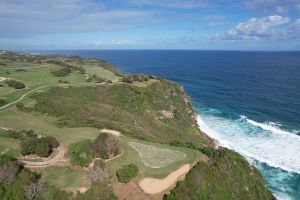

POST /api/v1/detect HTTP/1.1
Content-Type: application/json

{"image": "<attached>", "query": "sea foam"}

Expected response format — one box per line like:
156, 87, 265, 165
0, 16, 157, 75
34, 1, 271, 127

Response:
197, 114, 300, 174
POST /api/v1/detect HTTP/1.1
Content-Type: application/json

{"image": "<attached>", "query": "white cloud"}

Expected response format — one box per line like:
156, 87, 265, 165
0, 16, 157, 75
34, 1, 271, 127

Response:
0, 0, 157, 38
225, 15, 290, 40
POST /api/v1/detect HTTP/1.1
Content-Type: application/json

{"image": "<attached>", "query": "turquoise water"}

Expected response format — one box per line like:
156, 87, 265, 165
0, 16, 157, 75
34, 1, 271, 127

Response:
45, 50, 300, 199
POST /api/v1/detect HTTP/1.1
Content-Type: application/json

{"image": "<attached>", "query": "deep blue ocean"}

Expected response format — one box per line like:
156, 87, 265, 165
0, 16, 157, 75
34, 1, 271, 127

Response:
44, 50, 300, 200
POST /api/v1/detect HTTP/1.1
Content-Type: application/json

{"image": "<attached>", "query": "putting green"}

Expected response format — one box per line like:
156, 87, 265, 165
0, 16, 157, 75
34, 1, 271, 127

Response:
128, 141, 187, 168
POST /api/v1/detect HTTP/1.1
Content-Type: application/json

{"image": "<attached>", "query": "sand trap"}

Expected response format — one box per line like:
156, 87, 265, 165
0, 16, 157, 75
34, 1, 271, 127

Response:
139, 164, 191, 194
0, 77, 7, 82
100, 129, 121, 137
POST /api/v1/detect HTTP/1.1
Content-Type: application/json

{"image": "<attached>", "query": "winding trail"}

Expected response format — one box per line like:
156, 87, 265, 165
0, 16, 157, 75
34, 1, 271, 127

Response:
0, 85, 49, 111
21, 145, 66, 168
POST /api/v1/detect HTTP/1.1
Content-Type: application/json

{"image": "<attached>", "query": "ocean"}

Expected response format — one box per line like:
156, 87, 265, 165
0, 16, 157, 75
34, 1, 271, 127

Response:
44, 50, 300, 200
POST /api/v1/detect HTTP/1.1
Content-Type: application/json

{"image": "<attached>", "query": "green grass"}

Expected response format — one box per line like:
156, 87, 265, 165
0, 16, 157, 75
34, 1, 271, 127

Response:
0, 109, 100, 145
128, 141, 187, 168
0, 130, 20, 157
84, 64, 118, 81
36, 166, 89, 189
107, 137, 200, 178
30, 81, 209, 148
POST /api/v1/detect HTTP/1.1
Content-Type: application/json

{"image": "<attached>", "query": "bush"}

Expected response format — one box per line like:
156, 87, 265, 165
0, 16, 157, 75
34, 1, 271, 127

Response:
68, 139, 93, 167
15, 68, 27, 72
0, 98, 7, 107
16, 102, 24, 110
5, 79, 25, 89
0, 84, 3, 87
51, 66, 71, 77
116, 164, 139, 183
20, 135, 60, 157
93, 133, 120, 160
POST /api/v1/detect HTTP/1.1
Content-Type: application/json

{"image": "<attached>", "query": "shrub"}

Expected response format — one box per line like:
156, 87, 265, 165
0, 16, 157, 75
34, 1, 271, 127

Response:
0, 98, 6, 106
16, 102, 24, 110
51, 66, 71, 77
5, 79, 25, 89
69, 139, 93, 167
21, 137, 37, 155
116, 164, 139, 183
20, 134, 59, 157
93, 133, 120, 160
0, 84, 3, 87
15, 68, 27, 72
0, 155, 22, 184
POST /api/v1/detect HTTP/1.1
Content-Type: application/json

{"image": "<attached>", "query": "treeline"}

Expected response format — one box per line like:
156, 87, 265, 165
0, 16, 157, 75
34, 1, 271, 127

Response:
68, 133, 121, 167
121, 74, 157, 83
47, 60, 85, 77
5, 129, 59, 157
5, 79, 26, 89
86, 74, 112, 84
0, 154, 117, 200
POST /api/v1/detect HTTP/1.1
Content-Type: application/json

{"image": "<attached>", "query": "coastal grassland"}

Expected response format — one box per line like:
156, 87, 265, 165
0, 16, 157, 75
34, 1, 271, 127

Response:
83, 64, 119, 81
35, 166, 89, 190
107, 137, 200, 178
0, 109, 100, 145
164, 148, 275, 200
30, 80, 210, 148
0, 53, 120, 108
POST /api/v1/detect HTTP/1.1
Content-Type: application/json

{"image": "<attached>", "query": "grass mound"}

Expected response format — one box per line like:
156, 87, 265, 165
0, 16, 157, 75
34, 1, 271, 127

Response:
128, 142, 186, 168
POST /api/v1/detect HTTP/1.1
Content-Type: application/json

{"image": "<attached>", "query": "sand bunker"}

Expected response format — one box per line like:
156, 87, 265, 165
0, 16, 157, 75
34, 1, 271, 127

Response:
101, 129, 121, 137
0, 77, 7, 82
139, 164, 191, 194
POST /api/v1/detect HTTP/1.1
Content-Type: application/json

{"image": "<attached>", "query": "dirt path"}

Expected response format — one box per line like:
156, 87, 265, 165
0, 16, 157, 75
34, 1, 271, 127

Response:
21, 145, 66, 168
0, 85, 49, 111
139, 164, 191, 195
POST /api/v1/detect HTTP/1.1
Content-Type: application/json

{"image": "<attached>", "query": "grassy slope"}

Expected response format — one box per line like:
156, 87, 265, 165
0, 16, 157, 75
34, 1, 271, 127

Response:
165, 148, 275, 200
0, 52, 275, 199
31, 81, 210, 148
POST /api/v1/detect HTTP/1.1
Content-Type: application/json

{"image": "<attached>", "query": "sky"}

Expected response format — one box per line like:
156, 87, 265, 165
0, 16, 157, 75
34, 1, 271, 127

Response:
0, 0, 300, 50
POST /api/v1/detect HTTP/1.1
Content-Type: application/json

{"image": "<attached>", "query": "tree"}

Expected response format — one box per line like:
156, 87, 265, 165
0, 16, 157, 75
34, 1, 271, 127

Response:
88, 160, 109, 183
116, 164, 139, 183
93, 133, 120, 160
68, 139, 93, 167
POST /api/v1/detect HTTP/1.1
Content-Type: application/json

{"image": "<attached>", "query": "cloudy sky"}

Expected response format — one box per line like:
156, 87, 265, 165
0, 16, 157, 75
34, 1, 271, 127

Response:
0, 0, 300, 50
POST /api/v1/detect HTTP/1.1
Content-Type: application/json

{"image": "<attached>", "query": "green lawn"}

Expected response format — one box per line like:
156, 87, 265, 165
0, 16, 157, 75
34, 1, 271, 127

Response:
107, 136, 200, 178
36, 166, 89, 189
0, 130, 20, 157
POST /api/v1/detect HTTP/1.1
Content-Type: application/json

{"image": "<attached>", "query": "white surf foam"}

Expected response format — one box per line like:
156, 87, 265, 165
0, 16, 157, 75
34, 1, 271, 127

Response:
241, 115, 298, 137
197, 114, 300, 174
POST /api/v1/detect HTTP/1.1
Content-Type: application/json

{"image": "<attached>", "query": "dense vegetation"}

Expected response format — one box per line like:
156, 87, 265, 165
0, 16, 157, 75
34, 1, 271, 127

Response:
5, 79, 25, 89
0, 98, 6, 106
21, 136, 59, 157
93, 133, 120, 160
31, 80, 210, 149
0, 154, 116, 200
116, 164, 139, 183
68, 139, 94, 167
164, 148, 275, 200
69, 133, 121, 167
121, 74, 152, 83
3, 129, 59, 157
